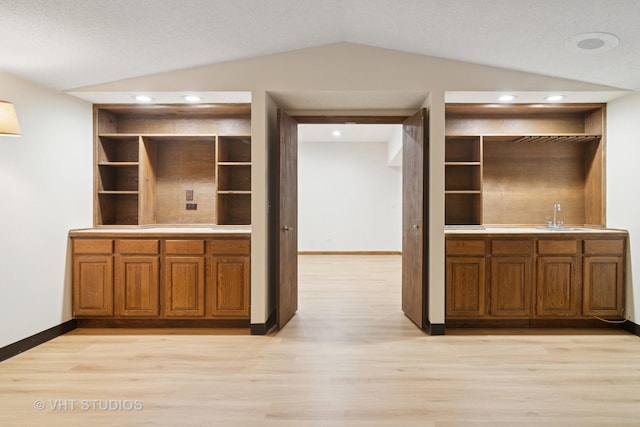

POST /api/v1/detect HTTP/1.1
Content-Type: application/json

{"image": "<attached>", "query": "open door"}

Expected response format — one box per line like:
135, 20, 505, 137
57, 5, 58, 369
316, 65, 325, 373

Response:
275, 109, 299, 329
402, 108, 429, 329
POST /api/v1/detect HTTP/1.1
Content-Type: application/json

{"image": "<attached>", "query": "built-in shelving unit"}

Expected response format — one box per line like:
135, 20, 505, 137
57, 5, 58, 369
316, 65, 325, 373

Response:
444, 103, 605, 226
445, 136, 482, 225
94, 104, 251, 226
96, 135, 141, 225
217, 135, 252, 225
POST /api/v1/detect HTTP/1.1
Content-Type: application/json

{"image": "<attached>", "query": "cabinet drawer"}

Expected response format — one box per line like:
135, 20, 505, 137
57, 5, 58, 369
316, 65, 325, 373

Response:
73, 239, 113, 254
165, 240, 205, 255
491, 239, 532, 255
115, 239, 159, 254
446, 239, 485, 255
208, 239, 250, 255
537, 239, 578, 255
583, 239, 624, 255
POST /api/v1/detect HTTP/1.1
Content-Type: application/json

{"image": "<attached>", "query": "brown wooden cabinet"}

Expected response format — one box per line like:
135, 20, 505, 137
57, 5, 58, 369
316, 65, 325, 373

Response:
163, 256, 206, 317
207, 257, 250, 317
445, 239, 486, 317
490, 256, 532, 317
94, 104, 251, 226
583, 239, 625, 317
445, 233, 626, 326
489, 240, 533, 318
114, 240, 160, 317
72, 239, 114, 317
206, 239, 251, 317
163, 240, 206, 317
446, 257, 485, 317
535, 239, 579, 317
71, 233, 250, 324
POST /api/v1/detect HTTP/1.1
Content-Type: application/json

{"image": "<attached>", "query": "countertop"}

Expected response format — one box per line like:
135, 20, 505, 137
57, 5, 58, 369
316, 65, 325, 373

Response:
69, 225, 251, 238
445, 226, 628, 235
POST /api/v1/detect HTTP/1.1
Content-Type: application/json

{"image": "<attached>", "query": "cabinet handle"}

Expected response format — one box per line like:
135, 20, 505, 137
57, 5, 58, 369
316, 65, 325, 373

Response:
413, 224, 420, 229
283, 225, 293, 232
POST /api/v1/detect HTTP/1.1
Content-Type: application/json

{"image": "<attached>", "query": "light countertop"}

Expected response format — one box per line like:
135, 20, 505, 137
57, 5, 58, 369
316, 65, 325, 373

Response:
445, 226, 627, 235
69, 225, 251, 237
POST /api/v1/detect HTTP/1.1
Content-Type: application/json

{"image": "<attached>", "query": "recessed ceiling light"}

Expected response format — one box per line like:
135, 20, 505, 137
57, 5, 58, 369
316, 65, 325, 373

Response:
182, 95, 202, 103
133, 95, 154, 103
545, 95, 565, 102
498, 95, 517, 102
566, 32, 619, 53
332, 130, 341, 137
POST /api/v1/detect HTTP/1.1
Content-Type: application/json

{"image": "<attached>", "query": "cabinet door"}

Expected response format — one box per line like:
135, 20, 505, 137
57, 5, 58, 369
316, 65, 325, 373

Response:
490, 256, 532, 317
207, 256, 250, 318
583, 256, 624, 317
163, 256, 205, 317
446, 256, 486, 317
535, 256, 579, 317
73, 255, 113, 316
114, 255, 159, 317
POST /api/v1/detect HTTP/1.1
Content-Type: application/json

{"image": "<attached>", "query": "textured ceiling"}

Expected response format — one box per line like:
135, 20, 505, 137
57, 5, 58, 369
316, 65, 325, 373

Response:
1, 0, 639, 91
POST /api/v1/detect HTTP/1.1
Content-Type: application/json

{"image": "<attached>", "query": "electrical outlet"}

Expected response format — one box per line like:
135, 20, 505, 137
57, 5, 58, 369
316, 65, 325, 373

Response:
186, 203, 197, 210
186, 190, 194, 201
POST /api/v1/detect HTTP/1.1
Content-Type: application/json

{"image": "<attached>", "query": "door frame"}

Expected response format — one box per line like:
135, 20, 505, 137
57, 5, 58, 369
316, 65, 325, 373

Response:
269, 112, 434, 332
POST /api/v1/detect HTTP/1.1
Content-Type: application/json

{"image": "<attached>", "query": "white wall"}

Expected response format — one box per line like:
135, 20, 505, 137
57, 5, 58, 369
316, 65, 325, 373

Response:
0, 71, 92, 348
387, 126, 402, 166
298, 140, 401, 252
606, 94, 640, 323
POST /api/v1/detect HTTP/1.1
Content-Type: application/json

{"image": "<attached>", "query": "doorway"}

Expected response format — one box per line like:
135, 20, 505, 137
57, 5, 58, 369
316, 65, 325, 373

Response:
272, 111, 429, 332
297, 123, 402, 255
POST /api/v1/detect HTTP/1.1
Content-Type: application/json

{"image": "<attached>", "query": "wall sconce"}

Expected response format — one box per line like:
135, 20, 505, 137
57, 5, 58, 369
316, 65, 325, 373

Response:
0, 100, 21, 136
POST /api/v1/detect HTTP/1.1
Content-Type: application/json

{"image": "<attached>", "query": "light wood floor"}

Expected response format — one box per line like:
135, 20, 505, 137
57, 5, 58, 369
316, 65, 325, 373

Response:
2, 255, 640, 426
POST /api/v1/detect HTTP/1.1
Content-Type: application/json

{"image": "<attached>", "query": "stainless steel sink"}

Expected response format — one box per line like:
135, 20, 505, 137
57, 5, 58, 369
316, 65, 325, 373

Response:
537, 226, 587, 231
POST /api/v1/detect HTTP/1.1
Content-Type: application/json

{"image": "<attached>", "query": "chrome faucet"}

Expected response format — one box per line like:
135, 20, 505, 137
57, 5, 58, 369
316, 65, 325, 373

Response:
549, 202, 562, 229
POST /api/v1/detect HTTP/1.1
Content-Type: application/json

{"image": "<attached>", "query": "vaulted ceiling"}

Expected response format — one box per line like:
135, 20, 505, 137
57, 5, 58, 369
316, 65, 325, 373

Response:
1, 0, 639, 92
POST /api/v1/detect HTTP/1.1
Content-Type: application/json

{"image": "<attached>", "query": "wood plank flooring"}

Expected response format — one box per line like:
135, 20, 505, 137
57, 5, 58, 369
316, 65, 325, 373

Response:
2, 255, 640, 426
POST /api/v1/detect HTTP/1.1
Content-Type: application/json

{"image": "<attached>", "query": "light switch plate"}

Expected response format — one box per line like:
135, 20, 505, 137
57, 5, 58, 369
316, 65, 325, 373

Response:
186, 190, 194, 201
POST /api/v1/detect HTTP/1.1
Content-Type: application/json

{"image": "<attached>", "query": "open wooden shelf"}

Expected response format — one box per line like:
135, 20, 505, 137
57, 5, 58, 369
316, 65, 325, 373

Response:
97, 193, 139, 225
444, 103, 605, 227
217, 193, 251, 225
445, 193, 482, 225
218, 136, 251, 162
218, 165, 251, 192
216, 135, 251, 224
93, 104, 251, 227
445, 135, 482, 225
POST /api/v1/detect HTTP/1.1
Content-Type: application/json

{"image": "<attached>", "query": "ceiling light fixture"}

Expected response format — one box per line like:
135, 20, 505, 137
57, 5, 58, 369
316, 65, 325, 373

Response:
0, 100, 21, 136
498, 95, 517, 102
545, 95, 566, 102
133, 95, 154, 103
182, 95, 202, 103
566, 32, 619, 54
332, 130, 341, 137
